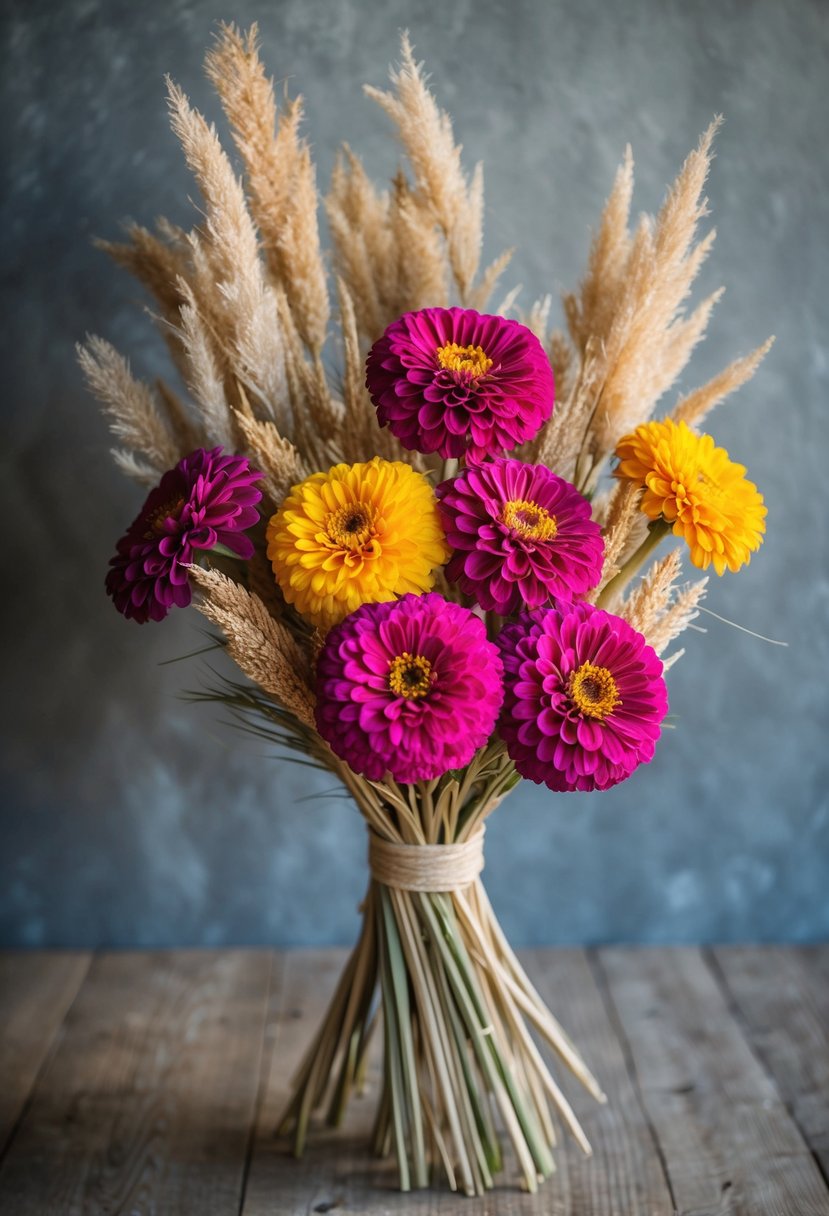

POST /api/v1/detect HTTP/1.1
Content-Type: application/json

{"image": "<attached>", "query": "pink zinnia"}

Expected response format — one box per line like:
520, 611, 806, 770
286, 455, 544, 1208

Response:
106, 447, 262, 623
436, 458, 604, 613
365, 307, 554, 464
498, 602, 668, 792
315, 593, 504, 783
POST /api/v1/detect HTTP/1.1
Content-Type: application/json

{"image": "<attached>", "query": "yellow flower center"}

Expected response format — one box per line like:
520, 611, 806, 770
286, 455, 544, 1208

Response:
144, 496, 185, 538
325, 502, 376, 550
436, 342, 493, 378
568, 662, 620, 720
388, 652, 434, 699
502, 499, 558, 542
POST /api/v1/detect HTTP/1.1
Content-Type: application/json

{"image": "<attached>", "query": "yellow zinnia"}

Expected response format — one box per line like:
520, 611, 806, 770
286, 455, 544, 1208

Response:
615, 418, 766, 575
267, 457, 450, 629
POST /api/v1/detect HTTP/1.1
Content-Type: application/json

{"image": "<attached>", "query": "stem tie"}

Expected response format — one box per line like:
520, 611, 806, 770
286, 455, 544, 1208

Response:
368, 827, 485, 892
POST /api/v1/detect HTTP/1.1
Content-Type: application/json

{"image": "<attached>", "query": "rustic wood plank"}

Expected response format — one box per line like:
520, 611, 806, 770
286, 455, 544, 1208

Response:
598, 946, 829, 1216
241, 946, 678, 1214
712, 945, 829, 1181
0, 950, 273, 1216
526, 947, 675, 1215
0, 952, 91, 1159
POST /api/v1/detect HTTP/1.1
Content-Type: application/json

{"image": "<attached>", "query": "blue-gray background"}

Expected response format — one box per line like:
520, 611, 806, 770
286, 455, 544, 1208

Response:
2, 0, 827, 948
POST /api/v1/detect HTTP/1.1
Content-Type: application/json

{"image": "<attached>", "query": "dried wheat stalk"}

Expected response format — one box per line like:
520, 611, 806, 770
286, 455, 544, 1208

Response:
78, 337, 183, 481
191, 566, 315, 728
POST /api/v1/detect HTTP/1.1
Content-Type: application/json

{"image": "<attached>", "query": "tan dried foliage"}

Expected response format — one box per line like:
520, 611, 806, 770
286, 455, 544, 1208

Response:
672, 336, 775, 429
191, 566, 316, 728
565, 145, 634, 354
648, 577, 709, 657
617, 549, 708, 655
532, 119, 773, 496
365, 33, 477, 299
97, 222, 192, 374
78, 337, 182, 481
469, 247, 514, 313
589, 481, 648, 599
234, 409, 305, 508
155, 379, 204, 454
621, 549, 684, 637
166, 77, 287, 425
206, 23, 330, 355
390, 174, 451, 314
531, 340, 603, 481
175, 279, 234, 448
326, 147, 393, 341
363, 33, 509, 311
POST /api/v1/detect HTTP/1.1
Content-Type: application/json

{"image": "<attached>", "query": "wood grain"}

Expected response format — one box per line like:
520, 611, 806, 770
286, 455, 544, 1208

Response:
0, 952, 91, 1159
525, 947, 675, 1215
1, 948, 827, 1214
712, 944, 829, 1181
0, 950, 272, 1216
598, 946, 829, 1216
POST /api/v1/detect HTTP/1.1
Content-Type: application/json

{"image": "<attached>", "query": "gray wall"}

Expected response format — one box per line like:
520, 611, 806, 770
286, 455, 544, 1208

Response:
2, 0, 827, 948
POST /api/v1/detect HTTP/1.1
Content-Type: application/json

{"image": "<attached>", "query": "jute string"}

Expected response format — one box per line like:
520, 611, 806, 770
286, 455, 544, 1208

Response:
368, 827, 485, 892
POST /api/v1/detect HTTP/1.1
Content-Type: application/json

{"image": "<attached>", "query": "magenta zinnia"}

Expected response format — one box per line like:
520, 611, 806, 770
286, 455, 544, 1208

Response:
365, 307, 554, 464
437, 458, 604, 613
498, 602, 668, 792
315, 593, 504, 783
106, 447, 262, 623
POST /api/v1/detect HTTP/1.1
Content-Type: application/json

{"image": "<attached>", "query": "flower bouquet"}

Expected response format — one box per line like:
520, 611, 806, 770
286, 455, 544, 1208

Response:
81, 25, 772, 1197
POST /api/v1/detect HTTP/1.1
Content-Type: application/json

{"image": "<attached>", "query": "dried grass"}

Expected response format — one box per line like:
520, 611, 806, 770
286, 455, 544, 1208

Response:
191, 566, 315, 728
533, 120, 772, 496
206, 23, 330, 355
78, 337, 182, 481
87, 28, 768, 698
648, 577, 708, 657
672, 337, 775, 429
620, 550, 684, 637
589, 481, 648, 599
166, 77, 288, 425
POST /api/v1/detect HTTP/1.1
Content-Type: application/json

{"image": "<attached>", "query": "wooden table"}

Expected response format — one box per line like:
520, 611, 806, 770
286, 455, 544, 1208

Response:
0, 947, 827, 1214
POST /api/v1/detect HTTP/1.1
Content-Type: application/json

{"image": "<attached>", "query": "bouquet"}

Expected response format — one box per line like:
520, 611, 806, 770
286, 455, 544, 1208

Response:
81, 25, 772, 1197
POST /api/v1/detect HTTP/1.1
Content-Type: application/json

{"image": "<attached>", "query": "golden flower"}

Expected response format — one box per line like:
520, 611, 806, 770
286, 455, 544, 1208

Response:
267, 458, 449, 628
615, 418, 766, 575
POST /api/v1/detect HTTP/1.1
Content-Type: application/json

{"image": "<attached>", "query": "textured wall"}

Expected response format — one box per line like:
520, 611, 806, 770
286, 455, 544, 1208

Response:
1, 0, 827, 948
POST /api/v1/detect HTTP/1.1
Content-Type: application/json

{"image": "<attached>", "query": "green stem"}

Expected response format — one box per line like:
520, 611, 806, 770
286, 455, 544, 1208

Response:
597, 518, 671, 607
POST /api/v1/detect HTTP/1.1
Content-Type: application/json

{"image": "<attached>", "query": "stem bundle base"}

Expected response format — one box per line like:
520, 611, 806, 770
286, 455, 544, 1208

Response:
278, 874, 605, 1196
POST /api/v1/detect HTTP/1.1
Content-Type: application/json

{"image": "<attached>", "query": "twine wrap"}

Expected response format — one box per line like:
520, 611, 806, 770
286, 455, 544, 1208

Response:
368, 827, 485, 892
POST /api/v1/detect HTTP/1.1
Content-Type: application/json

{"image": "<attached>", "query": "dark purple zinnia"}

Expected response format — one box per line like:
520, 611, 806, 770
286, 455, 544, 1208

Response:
315, 593, 504, 783
365, 307, 554, 464
436, 458, 604, 614
106, 446, 262, 623
497, 602, 668, 792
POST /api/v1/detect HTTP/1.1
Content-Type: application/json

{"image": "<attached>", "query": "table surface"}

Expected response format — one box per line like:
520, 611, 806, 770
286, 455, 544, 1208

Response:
0, 946, 827, 1215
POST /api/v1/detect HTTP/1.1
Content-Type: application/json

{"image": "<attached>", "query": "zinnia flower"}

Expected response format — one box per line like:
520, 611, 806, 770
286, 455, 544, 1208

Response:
267, 458, 449, 630
497, 602, 668, 792
106, 447, 262, 623
436, 458, 604, 613
365, 307, 554, 464
315, 593, 504, 783
615, 418, 766, 574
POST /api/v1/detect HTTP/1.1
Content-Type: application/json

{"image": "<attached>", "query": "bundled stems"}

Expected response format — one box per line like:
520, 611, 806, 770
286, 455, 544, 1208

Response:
278, 770, 605, 1196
